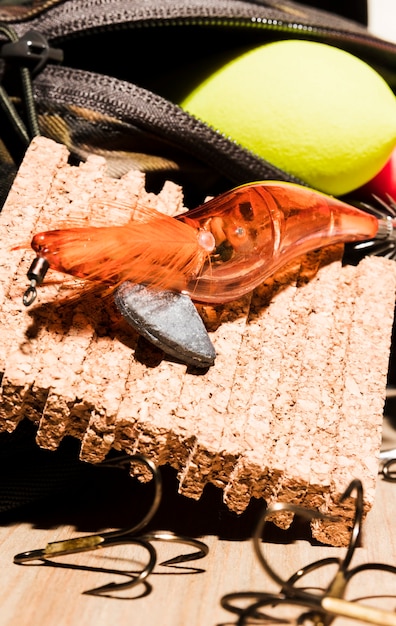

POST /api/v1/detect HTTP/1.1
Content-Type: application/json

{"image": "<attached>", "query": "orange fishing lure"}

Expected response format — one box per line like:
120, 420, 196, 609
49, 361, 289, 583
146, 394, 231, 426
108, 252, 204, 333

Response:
25, 181, 384, 305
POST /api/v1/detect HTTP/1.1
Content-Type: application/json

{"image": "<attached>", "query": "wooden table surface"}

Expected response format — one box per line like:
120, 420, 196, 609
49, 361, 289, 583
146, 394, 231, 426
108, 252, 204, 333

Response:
0, 413, 395, 626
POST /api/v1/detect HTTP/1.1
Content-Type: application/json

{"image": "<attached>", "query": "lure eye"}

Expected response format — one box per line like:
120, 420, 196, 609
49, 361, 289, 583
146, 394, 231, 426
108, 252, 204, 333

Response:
228, 224, 250, 248
234, 226, 246, 238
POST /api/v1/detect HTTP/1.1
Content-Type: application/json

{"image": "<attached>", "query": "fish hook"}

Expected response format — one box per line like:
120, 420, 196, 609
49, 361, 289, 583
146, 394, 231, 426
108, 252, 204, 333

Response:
222, 479, 396, 625
379, 449, 396, 482
382, 459, 396, 482
13, 453, 208, 598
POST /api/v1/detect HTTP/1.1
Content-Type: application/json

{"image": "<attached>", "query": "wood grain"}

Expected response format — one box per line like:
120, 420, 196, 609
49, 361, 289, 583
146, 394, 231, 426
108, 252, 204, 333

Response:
0, 475, 395, 626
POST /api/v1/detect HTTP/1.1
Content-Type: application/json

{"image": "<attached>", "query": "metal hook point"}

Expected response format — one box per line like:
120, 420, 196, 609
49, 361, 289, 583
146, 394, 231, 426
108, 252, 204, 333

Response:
382, 458, 396, 482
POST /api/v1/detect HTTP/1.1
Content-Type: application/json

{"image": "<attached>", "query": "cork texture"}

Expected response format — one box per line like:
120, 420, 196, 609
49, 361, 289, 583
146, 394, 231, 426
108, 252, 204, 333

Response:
1, 136, 395, 546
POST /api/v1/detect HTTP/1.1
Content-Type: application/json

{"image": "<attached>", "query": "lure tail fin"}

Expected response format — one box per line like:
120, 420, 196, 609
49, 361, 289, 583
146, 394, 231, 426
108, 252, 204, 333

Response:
30, 205, 215, 294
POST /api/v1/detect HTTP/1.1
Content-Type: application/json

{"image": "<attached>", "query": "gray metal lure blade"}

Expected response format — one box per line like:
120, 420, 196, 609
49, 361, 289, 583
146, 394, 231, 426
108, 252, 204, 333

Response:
114, 282, 216, 368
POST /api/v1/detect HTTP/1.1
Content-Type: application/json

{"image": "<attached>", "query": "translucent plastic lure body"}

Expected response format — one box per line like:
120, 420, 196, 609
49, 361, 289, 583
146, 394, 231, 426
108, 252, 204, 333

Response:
25, 181, 389, 305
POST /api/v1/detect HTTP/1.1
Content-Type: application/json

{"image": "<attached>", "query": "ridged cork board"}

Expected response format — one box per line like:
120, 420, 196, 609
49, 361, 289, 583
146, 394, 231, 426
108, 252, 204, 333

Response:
1, 137, 395, 546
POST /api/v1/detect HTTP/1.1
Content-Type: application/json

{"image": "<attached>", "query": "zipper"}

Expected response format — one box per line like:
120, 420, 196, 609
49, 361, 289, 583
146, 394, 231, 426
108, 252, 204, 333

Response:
34, 62, 300, 188
0, 0, 393, 53
2, 0, 396, 194
1, 0, 396, 76
35, 16, 396, 55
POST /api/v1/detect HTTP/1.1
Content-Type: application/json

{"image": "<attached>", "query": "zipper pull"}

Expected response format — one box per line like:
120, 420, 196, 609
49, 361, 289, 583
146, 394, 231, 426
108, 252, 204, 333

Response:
1, 29, 63, 75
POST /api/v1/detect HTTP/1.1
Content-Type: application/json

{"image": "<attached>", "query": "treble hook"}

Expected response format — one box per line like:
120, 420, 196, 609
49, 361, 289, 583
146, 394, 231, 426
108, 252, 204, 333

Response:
379, 449, 396, 482
222, 479, 396, 625
14, 453, 208, 597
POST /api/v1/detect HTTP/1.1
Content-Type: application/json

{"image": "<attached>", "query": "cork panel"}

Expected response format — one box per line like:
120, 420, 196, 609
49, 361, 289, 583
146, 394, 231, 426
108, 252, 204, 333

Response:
0, 139, 70, 432
1, 154, 113, 437
174, 295, 252, 499
262, 250, 346, 525
1, 137, 395, 546
35, 168, 155, 450
222, 264, 303, 513
313, 256, 396, 545
190, 263, 301, 506
223, 251, 340, 513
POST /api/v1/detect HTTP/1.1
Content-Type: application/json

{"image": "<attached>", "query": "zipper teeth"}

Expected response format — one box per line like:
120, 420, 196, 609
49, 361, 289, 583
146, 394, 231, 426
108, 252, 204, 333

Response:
91, 16, 316, 35
1, 4, 394, 54
38, 16, 308, 45
138, 17, 396, 48
48, 14, 396, 55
